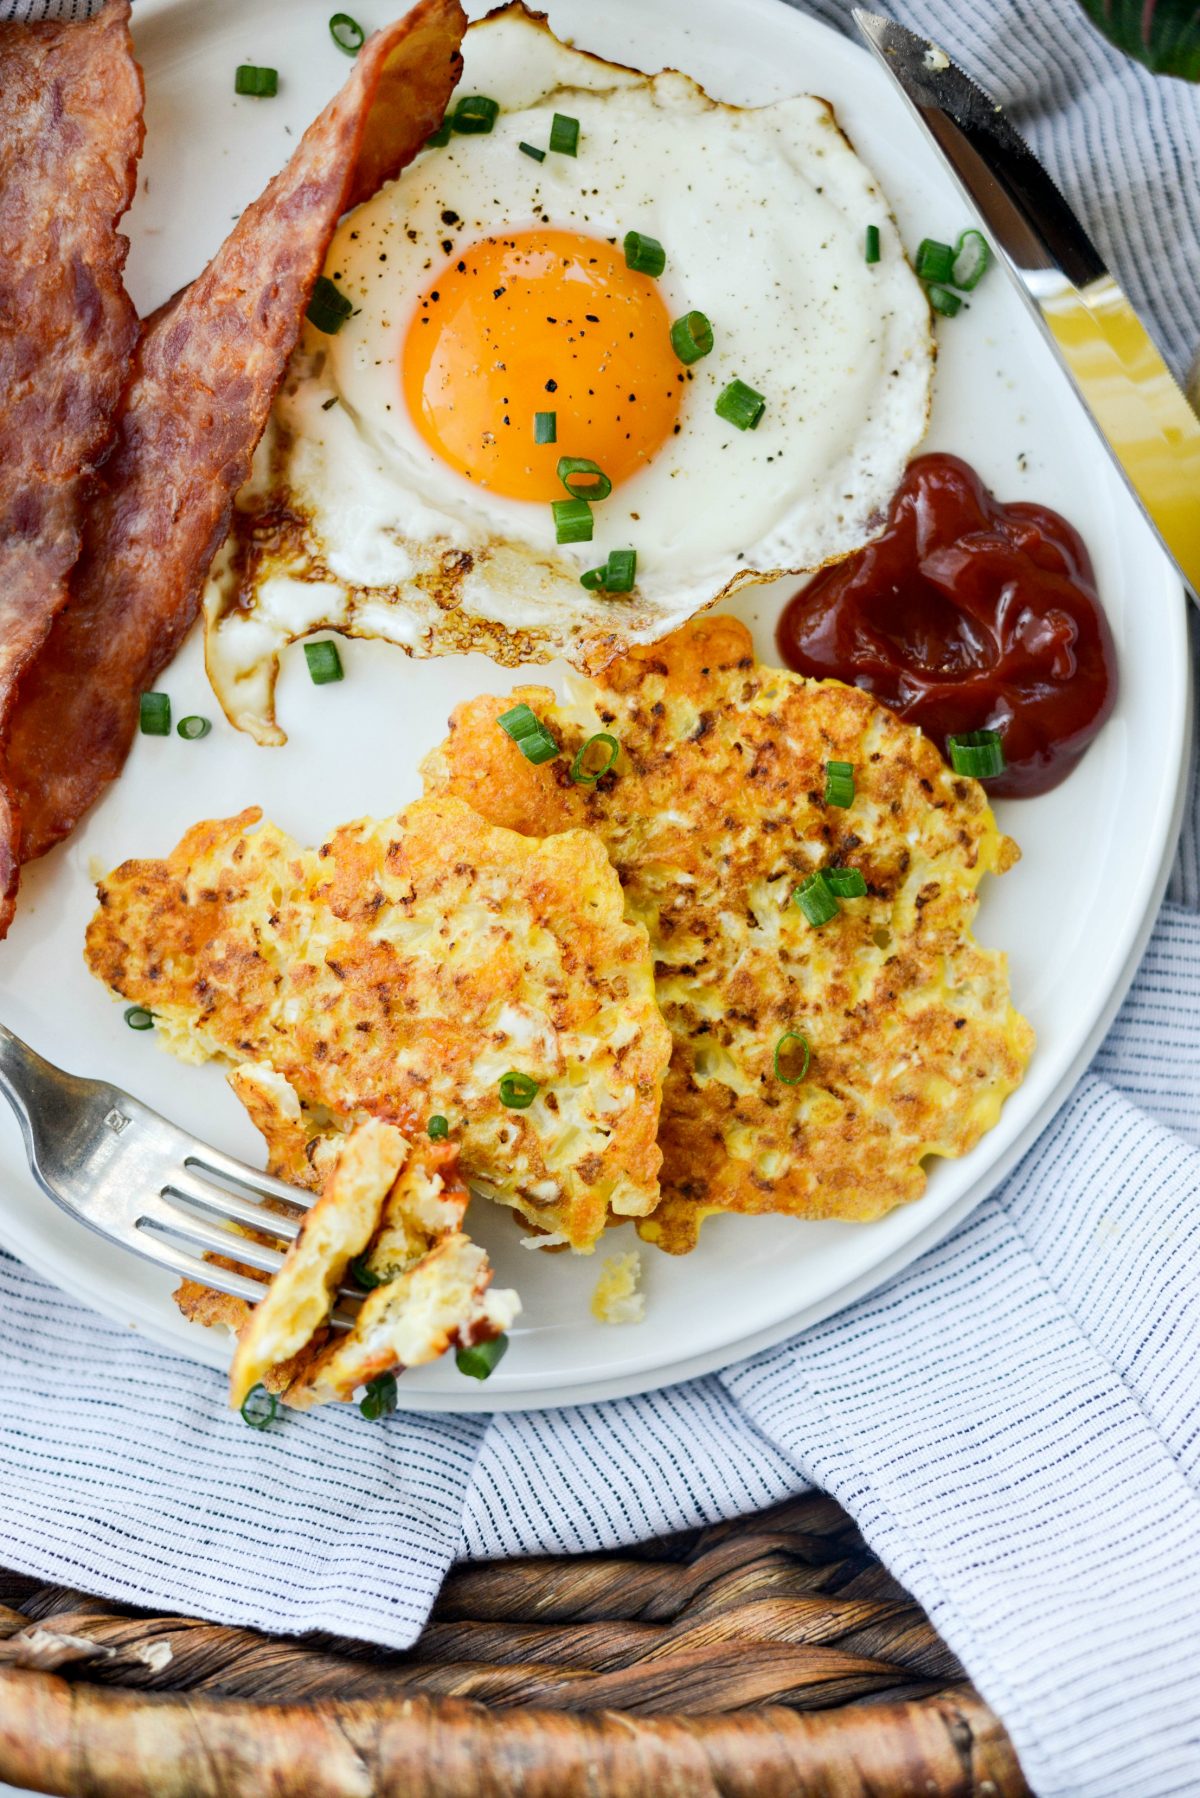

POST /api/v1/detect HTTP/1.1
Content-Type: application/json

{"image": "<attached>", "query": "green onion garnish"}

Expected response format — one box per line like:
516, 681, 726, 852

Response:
773, 1029, 811, 1086
497, 701, 559, 765
824, 760, 855, 808
794, 871, 839, 928
669, 310, 714, 365
306, 274, 353, 335
428, 1115, 449, 1140
519, 141, 546, 163
581, 548, 637, 594
552, 497, 593, 543
124, 1005, 154, 1032
571, 732, 620, 784
177, 715, 211, 741
456, 1334, 509, 1380
328, 12, 364, 54
947, 729, 1006, 778
426, 119, 452, 148
235, 64, 278, 97
139, 692, 170, 736
498, 1072, 539, 1109
864, 224, 881, 264
240, 1385, 278, 1429
951, 227, 991, 290
534, 410, 557, 444
549, 113, 579, 156
915, 237, 955, 283
303, 639, 344, 685
824, 867, 867, 899
557, 456, 612, 502
927, 283, 962, 318
623, 230, 666, 277
359, 1372, 398, 1420
350, 1255, 383, 1291
715, 378, 766, 431
453, 94, 500, 134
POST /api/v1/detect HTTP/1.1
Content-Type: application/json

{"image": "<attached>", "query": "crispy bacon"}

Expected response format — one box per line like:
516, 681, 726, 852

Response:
0, 0, 142, 935
7, 0, 465, 882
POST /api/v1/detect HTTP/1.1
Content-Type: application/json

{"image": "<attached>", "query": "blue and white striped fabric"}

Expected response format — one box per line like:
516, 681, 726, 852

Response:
2, 1, 1199, 1793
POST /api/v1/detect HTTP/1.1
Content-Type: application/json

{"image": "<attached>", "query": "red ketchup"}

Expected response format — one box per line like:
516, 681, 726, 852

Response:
775, 453, 1117, 797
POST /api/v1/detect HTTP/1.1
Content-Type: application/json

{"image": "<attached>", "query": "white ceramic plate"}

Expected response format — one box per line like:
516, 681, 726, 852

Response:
0, 0, 1187, 1412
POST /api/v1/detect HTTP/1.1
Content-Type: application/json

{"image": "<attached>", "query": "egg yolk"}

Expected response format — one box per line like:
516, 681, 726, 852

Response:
401, 229, 682, 503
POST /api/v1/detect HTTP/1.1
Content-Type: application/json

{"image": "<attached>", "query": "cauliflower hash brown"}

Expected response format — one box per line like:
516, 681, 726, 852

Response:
422, 616, 1035, 1253
86, 792, 672, 1253
222, 1117, 517, 1411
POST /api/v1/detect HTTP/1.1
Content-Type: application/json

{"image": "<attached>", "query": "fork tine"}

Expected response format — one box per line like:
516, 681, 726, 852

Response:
161, 1167, 303, 1244
184, 1142, 319, 1211
130, 1228, 270, 1306
148, 1200, 289, 1278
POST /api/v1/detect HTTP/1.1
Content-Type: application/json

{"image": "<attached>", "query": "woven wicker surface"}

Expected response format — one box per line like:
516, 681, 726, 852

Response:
0, 1492, 1027, 1796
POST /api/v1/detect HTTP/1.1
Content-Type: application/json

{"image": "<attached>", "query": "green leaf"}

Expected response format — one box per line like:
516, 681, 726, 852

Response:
1073, 0, 1200, 78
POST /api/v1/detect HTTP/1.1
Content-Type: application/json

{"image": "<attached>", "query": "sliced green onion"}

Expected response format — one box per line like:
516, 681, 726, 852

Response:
240, 1385, 278, 1429
328, 12, 364, 54
306, 274, 353, 335
794, 871, 839, 928
359, 1372, 398, 1420
457, 1333, 509, 1380
234, 64, 278, 97
951, 227, 991, 290
177, 715, 211, 741
303, 639, 344, 685
571, 732, 619, 784
428, 1115, 449, 1140
602, 547, 637, 592
669, 310, 714, 365
426, 119, 452, 148
581, 547, 638, 595
773, 1029, 811, 1086
534, 410, 556, 444
915, 237, 955, 283
124, 1005, 154, 1032
499, 1071, 539, 1109
927, 283, 962, 318
557, 456, 612, 502
552, 497, 593, 543
453, 94, 500, 134
549, 113, 579, 156
519, 140, 546, 163
351, 1254, 384, 1291
623, 230, 666, 277
497, 701, 559, 765
715, 378, 766, 432
947, 728, 1006, 778
824, 760, 855, 808
139, 691, 170, 736
824, 867, 867, 899
864, 224, 881, 264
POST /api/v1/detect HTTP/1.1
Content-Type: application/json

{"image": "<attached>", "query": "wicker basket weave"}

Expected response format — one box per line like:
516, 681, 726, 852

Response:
0, 1492, 1026, 1796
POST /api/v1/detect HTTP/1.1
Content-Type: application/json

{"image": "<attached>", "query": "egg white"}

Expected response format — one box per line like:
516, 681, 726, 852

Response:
205, 4, 932, 740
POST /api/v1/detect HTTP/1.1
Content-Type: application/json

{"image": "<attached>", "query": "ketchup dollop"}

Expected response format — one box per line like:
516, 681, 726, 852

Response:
776, 453, 1117, 797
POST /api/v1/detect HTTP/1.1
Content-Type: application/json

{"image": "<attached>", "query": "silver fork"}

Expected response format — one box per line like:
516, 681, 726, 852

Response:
0, 1021, 360, 1321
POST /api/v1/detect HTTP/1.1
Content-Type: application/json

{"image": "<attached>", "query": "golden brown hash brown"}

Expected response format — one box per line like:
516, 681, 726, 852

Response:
421, 616, 1035, 1253
86, 793, 671, 1252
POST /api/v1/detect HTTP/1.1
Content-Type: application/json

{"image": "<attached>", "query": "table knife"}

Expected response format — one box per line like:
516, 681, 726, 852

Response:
854, 9, 1200, 598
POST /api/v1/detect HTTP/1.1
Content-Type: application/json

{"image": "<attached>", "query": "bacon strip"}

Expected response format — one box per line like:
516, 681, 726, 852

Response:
0, 0, 142, 935
8, 0, 465, 877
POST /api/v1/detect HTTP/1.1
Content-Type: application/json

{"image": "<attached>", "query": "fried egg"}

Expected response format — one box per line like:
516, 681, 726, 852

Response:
204, 2, 932, 741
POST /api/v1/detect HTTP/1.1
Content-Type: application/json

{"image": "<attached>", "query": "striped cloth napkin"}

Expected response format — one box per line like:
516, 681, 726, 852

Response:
3, 2, 1199, 1794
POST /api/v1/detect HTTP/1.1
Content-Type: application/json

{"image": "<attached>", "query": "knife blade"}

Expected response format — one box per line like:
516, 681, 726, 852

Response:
853, 9, 1200, 597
